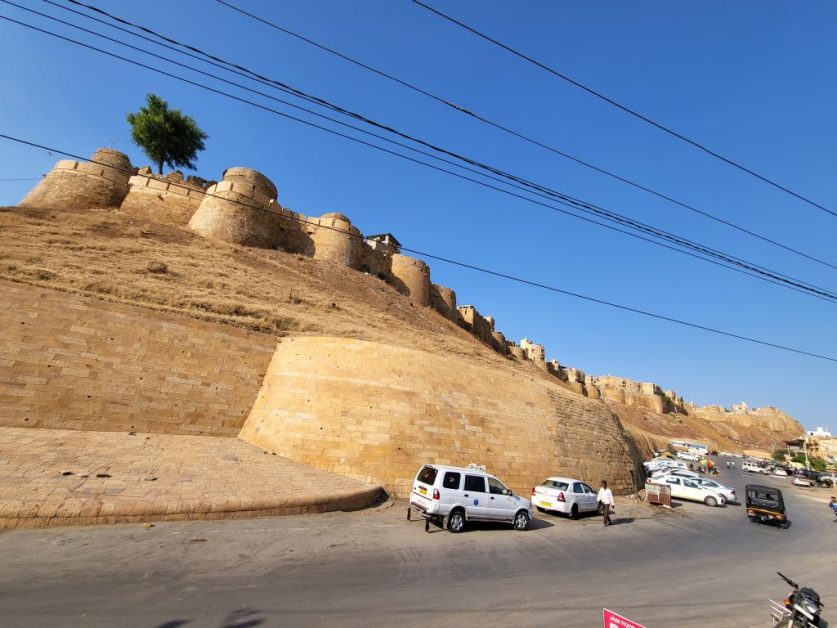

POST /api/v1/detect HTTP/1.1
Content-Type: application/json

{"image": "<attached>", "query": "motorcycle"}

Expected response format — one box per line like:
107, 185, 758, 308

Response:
770, 572, 826, 627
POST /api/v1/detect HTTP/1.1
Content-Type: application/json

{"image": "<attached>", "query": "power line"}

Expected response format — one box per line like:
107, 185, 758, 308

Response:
410, 0, 837, 220
216, 0, 837, 272
4, 6, 837, 305
2, 131, 835, 364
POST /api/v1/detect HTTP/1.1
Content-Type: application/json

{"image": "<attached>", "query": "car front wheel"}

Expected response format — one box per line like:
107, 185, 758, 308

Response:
447, 509, 465, 534
513, 510, 530, 531
704, 496, 718, 507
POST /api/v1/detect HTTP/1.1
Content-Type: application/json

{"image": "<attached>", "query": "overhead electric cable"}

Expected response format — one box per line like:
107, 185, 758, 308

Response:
410, 0, 837, 220
214, 0, 837, 272
2, 132, 835, 364
4, 6, 837, 304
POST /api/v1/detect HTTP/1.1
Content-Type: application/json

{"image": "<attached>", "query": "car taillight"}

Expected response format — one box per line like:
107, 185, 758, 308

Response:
531, 488, 536, 497
557, 492, 565, 502
432, 488, 440, 500
731, 490, 735, 495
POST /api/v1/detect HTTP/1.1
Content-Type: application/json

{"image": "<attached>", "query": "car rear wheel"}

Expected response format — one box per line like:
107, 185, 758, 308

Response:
447, 509, 465, 534
569, 504, 579, 520
704, 496, 718, 507
513, 510, 530, 531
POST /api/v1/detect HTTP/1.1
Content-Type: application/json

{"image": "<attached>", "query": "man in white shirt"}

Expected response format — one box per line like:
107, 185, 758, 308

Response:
597, 480, 615, 526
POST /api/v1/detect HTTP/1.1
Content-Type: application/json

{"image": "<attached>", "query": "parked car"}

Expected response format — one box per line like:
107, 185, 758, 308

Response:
742, 461, 769, 474
676, 451, 700, 462
772, 467, 788, 477
792, 476, 814, 487
650, 469, 701, 480
531, 477, 598, 519
408, 464, 532, 533
817, 472, 837, 488
647, 475, 725, 506
694, 478, 737, 503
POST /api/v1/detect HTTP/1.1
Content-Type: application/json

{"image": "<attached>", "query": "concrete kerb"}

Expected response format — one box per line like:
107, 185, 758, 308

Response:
0, 485, 387, 530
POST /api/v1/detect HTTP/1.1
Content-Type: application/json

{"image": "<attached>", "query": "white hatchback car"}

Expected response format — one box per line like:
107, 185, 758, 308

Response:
531, 477, 599, 519
408, 464, 533, 533
648, 475, 725, 507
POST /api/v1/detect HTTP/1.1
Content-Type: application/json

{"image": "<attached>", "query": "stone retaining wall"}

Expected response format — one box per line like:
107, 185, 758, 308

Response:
0, 281, 274, 435
239, 336, 642, 498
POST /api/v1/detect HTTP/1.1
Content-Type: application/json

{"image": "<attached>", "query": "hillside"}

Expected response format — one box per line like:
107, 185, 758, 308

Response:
0, 201, 803, 462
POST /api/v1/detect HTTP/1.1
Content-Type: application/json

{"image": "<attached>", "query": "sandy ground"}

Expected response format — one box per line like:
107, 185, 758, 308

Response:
0, 427, 384, 528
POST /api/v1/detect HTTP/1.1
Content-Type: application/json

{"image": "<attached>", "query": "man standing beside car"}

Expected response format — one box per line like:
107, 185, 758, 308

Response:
597, 480, 615, 526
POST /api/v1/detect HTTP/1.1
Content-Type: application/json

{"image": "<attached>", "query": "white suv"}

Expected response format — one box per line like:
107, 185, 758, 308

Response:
408, 464, 533, 533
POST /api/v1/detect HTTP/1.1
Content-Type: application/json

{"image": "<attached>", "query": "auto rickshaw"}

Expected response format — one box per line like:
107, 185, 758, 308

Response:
745, 484, 786, 527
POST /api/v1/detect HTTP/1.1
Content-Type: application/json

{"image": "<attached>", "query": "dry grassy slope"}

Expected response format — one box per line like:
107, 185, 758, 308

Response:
0, 205, 518, 371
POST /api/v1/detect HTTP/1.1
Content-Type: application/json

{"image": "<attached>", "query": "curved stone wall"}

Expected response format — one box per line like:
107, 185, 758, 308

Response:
19, 148, 133, 210
430, 284, 458, 321
188, 168, 280, 248
239, 337, 642, 497
311, 213, 361, 268
389, 254, 431, 306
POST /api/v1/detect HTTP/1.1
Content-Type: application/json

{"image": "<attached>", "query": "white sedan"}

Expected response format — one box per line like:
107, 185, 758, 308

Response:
531, 477, 599, 519
647, 475, 725, 507
650, 469, 701, 480
694, 478, 737, 503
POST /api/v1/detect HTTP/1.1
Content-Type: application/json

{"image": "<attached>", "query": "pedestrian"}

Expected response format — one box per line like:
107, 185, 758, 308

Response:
598, 480, 615, 527
829, 496, 837, 519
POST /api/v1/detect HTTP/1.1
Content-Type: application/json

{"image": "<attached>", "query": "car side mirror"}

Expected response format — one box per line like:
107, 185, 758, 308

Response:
502, 489, 511, 496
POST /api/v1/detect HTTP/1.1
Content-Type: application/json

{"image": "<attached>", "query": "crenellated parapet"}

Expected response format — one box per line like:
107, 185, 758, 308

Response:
122, 168, 211, 225
20, 148, 135, 210
188, 167, 280, 248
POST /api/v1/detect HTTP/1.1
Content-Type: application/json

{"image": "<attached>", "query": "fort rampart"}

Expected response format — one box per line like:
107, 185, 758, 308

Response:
239, 336, 642, 497
0, 280, 274, 435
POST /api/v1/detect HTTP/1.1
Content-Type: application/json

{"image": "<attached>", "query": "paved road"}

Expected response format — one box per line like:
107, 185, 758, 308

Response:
1, 459, 835, 627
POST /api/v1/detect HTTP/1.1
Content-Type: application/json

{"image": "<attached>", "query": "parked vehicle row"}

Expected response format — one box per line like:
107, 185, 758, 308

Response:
646, 472, 734, 507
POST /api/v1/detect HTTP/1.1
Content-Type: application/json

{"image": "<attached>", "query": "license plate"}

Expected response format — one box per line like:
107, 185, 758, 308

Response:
419, 487, 427, 495
539, 500, 551, 507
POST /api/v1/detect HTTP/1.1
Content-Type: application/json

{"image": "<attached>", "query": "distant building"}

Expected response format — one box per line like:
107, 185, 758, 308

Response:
731, 402, 749, 414
670, 439, 708, 454
807, 426, 832, 438
365, 233, 401, 255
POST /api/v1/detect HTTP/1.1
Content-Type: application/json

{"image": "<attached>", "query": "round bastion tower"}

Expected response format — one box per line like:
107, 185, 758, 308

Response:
19, 148, 134, 210
389, 254, 431, 306
311, 212, 362, 268
188, 167, 280, 248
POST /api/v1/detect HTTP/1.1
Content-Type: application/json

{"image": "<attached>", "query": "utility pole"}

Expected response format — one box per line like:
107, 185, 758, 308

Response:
803, 433, 810, 470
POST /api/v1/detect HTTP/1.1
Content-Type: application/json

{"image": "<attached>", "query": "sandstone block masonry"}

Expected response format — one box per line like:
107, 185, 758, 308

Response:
239, 336, 642, 498
20, 148, 135, 210
0, 280, 275, 435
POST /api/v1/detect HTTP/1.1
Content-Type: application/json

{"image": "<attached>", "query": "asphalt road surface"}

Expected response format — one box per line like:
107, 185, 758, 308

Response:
1, 458, 835, 627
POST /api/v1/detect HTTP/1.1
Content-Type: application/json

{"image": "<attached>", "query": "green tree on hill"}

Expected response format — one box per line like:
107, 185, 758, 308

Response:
127, 93, 208, 174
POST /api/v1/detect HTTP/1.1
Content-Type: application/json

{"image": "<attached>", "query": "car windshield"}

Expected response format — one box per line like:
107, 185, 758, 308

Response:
416, 466, 438, 486
541, 480, 569, 490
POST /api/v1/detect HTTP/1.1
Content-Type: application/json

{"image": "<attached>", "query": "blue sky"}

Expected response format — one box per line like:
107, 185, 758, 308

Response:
1, 1, 834, 430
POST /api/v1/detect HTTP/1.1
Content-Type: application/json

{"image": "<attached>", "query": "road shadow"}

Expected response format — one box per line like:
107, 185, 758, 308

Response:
157, 622, 190, 628
608, 517, 635, 526
221, 608, 265, 628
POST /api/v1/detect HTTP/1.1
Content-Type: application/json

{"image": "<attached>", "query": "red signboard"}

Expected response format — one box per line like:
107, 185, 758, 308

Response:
603, 608, 645, 628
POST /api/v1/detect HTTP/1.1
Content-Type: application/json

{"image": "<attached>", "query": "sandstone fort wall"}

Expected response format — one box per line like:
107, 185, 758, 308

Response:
0, 281, 274, 435
239, 336, 642, 498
